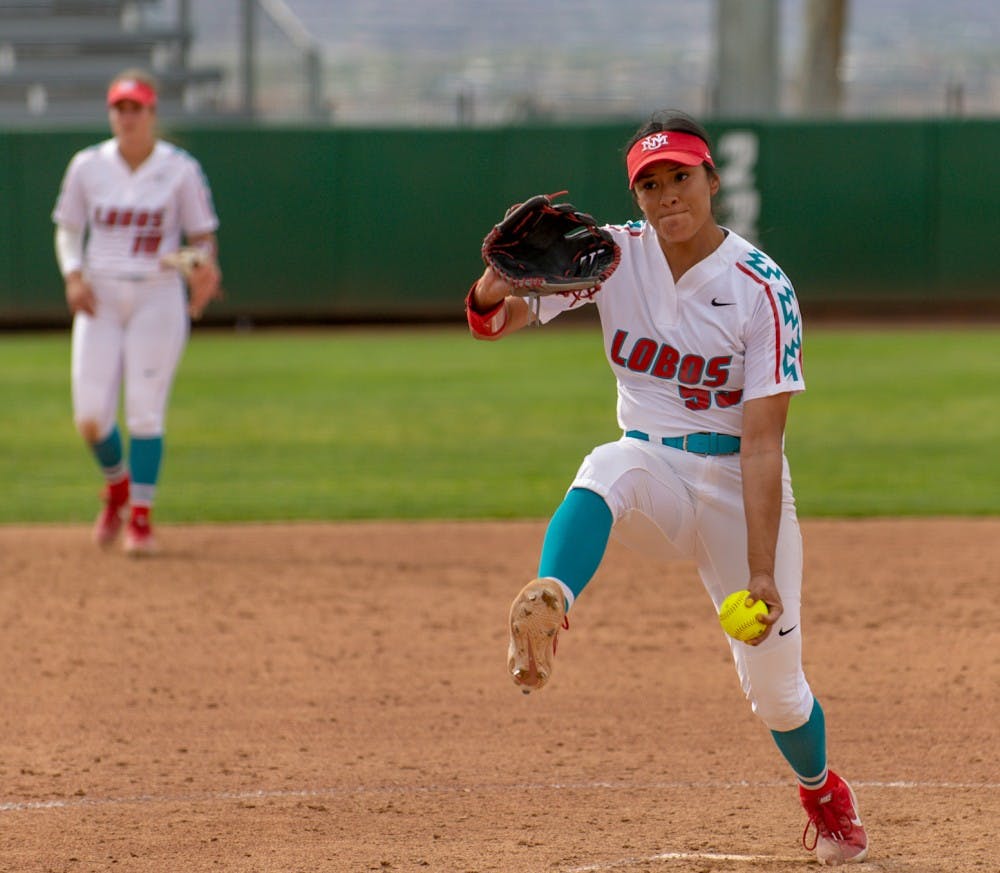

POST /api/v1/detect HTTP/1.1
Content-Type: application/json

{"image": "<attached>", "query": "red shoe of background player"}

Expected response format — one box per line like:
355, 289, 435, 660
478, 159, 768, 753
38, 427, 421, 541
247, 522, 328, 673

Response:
800, 771, 869, 865
123, 506, 157, 556
93, 478, 129, 547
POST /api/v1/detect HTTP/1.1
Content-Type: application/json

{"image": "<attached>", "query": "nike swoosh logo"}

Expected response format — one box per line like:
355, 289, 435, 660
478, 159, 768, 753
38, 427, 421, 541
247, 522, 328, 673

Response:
778, 625, 798, 636
711, 298, 734, 306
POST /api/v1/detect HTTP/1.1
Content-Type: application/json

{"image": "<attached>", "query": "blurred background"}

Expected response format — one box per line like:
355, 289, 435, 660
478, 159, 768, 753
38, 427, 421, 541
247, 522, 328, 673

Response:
1, 0, 998, 324
3, 0, 997, 126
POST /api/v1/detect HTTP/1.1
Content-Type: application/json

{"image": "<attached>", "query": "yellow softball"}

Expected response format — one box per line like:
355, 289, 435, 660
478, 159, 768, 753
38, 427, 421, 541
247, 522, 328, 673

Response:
718, 589, 769, 642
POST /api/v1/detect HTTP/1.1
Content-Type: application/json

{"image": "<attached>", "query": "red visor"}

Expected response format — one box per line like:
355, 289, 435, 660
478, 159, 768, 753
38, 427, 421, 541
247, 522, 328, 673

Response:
626, 131, 714, 187
107, 79, 157, 108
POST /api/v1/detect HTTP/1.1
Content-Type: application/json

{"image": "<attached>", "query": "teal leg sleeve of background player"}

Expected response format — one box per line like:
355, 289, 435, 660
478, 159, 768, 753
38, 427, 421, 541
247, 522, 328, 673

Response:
537, 487, 613, 611
91, 425, 125, 479
129, 435, 163, 507
771, 698, 828, 788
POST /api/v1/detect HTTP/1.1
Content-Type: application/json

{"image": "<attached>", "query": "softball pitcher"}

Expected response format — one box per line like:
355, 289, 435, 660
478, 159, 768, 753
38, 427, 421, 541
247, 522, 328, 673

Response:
52, 69, 220, 555
465, 109, 869, 866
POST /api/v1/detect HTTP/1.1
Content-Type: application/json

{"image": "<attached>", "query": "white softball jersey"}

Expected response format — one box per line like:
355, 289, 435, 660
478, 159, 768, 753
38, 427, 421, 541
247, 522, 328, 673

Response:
536, 221, 805, 438
52, 138, 218, 278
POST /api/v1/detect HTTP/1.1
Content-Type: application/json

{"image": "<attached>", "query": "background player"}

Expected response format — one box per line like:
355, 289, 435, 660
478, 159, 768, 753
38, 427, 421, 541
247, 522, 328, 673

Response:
52, 69, 221, 555
464, 109, 869, 866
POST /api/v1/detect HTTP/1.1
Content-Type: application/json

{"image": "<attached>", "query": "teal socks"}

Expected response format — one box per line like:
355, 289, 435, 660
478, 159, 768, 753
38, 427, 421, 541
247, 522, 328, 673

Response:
129, 435, 163, 507
771, 698, 828, 788
537, 487, 613, 609
90, 427, 163, 508
92, 426, 125, 479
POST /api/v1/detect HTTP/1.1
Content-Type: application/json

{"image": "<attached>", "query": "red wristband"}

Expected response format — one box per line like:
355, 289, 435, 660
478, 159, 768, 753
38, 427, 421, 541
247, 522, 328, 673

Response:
465, 282, 508, 338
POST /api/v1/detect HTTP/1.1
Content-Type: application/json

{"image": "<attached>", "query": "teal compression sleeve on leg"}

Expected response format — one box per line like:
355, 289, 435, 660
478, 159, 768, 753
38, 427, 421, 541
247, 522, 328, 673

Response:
537, 487, 613, 605
771, 698, 828, 788
129, 436, 163, 506
92, 425, 124, 470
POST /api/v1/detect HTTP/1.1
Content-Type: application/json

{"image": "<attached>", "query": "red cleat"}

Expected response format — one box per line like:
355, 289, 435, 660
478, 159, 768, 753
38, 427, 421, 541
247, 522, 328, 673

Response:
507, 578, 568, 693
123, 507, 157, 556
92, 479, 129, 547
800, 771, 869, 866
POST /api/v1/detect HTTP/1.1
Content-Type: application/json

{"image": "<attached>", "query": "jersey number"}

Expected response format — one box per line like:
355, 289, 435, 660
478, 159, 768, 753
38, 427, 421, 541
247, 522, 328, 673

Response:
678, 387, 744, 410
132, 233, 163, 255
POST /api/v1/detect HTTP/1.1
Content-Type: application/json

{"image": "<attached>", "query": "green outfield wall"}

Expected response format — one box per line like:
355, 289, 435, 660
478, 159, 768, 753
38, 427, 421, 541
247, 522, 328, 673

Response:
1, 119, 997, 325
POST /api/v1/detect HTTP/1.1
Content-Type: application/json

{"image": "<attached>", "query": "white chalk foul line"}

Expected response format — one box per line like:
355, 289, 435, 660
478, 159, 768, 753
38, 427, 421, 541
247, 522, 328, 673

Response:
1, 777, 996, 814
564, 853, 799, 872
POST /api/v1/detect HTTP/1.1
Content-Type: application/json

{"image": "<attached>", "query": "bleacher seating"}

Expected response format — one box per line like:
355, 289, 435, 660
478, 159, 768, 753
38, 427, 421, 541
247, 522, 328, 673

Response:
0, 0, 225, 124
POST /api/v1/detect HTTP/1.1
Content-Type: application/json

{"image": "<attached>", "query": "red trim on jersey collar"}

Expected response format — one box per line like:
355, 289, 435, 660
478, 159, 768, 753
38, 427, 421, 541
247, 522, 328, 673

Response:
627, 131, 714, 188
107, 79, 157, 108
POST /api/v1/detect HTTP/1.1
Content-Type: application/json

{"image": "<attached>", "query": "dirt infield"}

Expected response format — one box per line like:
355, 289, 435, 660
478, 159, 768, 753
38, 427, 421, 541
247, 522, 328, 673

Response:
0, 519, 996, 873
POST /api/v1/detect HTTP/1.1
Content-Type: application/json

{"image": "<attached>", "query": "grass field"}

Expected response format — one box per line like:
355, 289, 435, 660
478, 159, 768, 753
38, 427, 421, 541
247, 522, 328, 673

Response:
2, 323, 997, 523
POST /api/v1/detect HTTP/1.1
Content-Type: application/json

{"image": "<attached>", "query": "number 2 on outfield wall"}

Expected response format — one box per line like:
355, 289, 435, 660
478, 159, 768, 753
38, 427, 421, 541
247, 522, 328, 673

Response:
717, 130, 760, 244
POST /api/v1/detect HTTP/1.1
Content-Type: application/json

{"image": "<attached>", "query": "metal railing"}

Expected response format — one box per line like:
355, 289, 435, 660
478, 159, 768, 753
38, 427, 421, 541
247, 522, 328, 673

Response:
178, 0, 326, 121
196, 0, 329, 121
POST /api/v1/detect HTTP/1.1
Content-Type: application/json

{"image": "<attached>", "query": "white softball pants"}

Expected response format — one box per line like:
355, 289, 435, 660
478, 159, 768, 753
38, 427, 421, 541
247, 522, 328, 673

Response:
571, 437, 814, 732
71, 273, 189, 440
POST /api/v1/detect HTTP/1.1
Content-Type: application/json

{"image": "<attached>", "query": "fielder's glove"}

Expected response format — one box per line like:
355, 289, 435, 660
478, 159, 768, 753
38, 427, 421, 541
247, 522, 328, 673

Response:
160, 246, 211, 278
160, 247, 223, 320
481, 193, 621, 296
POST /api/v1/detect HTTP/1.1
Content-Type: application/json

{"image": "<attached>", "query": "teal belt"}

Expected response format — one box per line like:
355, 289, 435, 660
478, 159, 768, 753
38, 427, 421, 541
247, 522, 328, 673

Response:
625, 429, 741, 456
